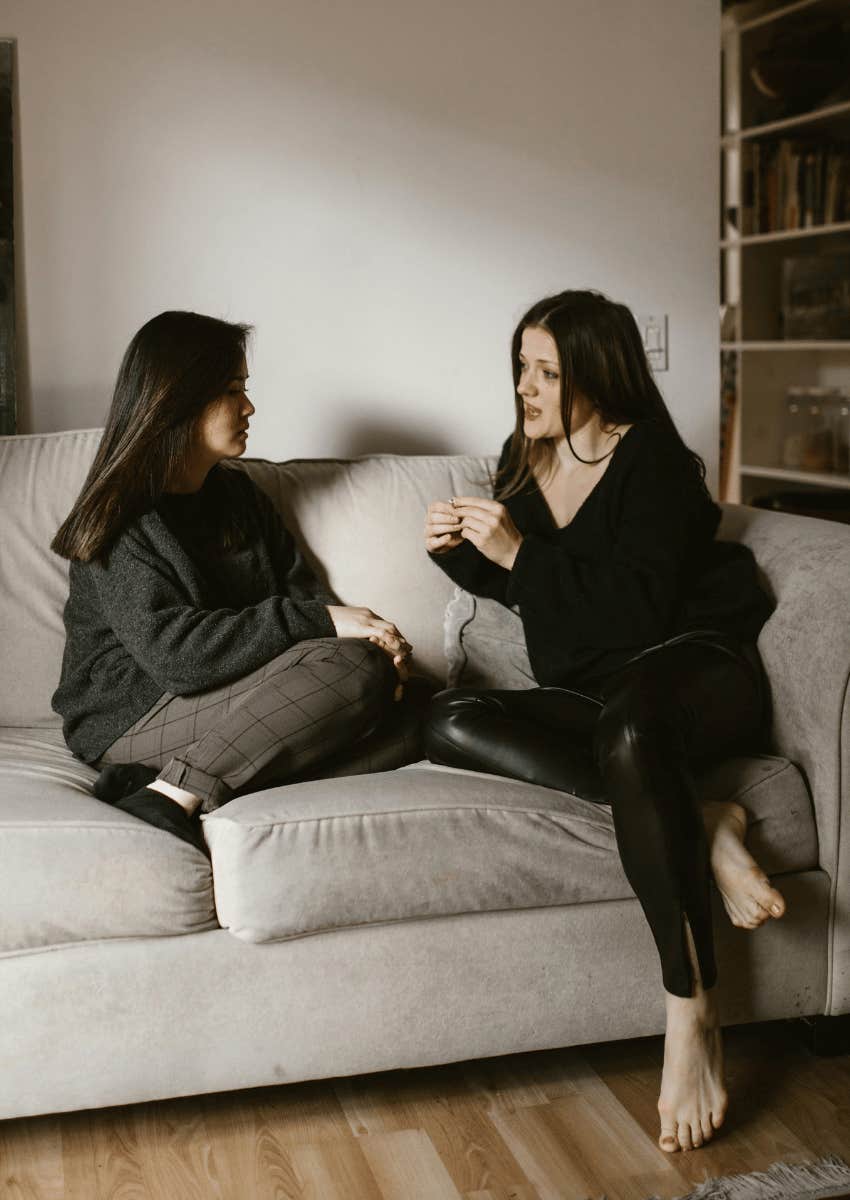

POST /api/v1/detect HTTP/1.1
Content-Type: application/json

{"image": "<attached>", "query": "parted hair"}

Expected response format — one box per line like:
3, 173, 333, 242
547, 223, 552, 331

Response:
51, 311, 253, 563
495, 290, 708, 500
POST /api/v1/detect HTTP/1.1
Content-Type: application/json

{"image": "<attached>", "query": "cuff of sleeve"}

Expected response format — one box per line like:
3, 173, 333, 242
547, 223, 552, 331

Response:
295, 599, 337, 639
505, 534, 552, 606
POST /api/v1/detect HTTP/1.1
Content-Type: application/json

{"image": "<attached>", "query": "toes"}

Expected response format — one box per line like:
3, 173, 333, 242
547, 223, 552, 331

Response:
678, 1124, 694, 1151
711, 1105, 726, 1130
701, 1116, 715, 1143
659, 1118, 679, 1153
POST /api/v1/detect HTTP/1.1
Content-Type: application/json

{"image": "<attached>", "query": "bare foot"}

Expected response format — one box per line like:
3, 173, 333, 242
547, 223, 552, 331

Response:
658, 918, 727, 1152
702, 800, 786, 930
658, 986, 727, 1151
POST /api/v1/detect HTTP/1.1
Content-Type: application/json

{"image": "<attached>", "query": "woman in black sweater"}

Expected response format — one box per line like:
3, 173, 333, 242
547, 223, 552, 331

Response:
52, 311, 412, 854
423, 290, 785, 1155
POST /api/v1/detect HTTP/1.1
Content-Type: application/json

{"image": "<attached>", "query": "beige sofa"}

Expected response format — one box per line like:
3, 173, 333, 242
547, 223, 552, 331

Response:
1, 428, 848, 1121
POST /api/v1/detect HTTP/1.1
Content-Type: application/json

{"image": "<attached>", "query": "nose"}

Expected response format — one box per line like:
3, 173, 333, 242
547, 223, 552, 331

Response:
243, 396, 256, 417
518, 376, 536, 399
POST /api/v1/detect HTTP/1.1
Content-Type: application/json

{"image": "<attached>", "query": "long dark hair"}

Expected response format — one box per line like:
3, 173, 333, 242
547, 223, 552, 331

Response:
52, 311, 253, 563
496, 290, 708, 499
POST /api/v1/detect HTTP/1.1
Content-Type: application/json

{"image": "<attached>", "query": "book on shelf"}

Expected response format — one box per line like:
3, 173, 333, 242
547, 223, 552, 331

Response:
781, 254, 850, 339
743, 139, 850, 234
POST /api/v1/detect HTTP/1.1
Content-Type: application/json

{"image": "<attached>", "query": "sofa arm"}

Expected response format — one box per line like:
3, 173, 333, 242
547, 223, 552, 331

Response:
720, 504, 850, 1015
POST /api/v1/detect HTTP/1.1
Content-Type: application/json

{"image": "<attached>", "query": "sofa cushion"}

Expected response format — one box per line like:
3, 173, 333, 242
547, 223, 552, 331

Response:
204, 755, 817, 944
444, 587, 533, 689
0, 729, 216, 953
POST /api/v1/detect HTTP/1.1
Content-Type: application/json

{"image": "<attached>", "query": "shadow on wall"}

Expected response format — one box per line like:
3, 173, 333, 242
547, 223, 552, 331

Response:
337, 417, 456, 458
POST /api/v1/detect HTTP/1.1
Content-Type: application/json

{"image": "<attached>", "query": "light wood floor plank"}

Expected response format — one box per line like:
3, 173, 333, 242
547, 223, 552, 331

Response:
335, 1064, 535, 1195
358, 1128, 464, 1200
486, 1100, 609, 1200
0, 1115, 65, 1200
288, 1139, 384, 1200
60, 1106, 150, 1200
1, 1021, 847, 1200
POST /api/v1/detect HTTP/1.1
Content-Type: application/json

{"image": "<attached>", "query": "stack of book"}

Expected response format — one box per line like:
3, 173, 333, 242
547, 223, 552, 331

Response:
744, 140, 850, 234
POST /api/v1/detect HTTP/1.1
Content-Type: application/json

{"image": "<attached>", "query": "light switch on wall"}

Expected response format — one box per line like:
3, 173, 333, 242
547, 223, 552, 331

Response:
637, 314, 668, 372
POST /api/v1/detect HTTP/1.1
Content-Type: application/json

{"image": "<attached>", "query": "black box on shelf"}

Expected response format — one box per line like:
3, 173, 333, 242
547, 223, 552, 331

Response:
781, 255, 850, 339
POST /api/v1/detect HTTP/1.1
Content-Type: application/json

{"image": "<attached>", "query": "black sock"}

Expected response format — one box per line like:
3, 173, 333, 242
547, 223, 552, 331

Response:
114, 786, 208, 857
93, 762, 159, 804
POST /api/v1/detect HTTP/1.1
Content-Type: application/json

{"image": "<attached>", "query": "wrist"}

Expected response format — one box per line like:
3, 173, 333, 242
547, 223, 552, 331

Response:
500, 537, 523, 571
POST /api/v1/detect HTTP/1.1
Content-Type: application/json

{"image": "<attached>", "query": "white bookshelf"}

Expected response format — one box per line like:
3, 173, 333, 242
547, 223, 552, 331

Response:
720, 0, 850, 505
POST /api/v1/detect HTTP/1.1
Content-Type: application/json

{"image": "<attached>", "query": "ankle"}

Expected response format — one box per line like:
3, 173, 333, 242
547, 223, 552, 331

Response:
148, 779, 202, 815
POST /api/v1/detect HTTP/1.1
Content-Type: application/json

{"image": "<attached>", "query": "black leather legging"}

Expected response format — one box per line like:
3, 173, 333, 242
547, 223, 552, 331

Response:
424, 636, 768, 998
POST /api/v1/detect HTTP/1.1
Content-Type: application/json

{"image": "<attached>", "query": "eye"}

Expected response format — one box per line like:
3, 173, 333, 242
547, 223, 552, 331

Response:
543, 370, 559, 381
518, 361, 528, 373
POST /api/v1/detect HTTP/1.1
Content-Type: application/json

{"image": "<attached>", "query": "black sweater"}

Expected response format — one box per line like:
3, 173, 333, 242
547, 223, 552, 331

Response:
429, 421, 774, 688
52, 465, 336, 763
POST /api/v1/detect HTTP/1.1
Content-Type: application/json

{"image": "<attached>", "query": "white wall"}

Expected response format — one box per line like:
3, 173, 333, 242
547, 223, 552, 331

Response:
8, 0, 720, 478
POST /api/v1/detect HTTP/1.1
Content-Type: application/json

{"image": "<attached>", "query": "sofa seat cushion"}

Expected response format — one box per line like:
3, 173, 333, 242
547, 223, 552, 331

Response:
204, 754, 817, 944
0, 729, 216, 953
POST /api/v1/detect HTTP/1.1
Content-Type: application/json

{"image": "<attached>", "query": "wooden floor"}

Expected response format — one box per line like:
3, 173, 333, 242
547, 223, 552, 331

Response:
2, 1019, 849, 1200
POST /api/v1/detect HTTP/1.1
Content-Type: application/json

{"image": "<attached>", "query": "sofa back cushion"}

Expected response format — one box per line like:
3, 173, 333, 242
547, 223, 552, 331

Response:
0, 430, 493, 726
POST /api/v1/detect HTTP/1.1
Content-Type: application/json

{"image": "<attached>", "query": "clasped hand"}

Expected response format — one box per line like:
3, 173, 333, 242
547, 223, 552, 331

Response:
424, 497, 523, 570
326, 605, 412, 701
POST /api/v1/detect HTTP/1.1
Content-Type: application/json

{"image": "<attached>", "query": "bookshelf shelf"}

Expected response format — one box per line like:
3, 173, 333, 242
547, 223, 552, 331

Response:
720, 0, 850, 510
736, 0, 839, 33
721, 98, 850, 145
721, 340, 850, 350
740, 464, 850, 489
720, 221, 850, 248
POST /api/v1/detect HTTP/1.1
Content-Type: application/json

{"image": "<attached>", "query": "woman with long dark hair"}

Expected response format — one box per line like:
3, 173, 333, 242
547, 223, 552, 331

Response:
423, 290, 784, 1154
52, 310, 411, 854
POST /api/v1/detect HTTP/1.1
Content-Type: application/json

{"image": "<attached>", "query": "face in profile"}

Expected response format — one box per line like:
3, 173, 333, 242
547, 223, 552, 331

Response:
193, 356, 254, 465
517, 326, 565, 442
517, 325, 598, 444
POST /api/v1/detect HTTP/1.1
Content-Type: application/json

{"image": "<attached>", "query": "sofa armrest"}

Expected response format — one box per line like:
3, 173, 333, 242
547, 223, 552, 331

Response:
720, 504, 850, 1014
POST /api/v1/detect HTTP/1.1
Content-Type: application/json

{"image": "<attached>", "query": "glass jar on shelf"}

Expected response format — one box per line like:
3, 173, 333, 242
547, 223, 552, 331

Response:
827, 390, 850, 477
801, 388, 836, 474
781, 387, 809, 470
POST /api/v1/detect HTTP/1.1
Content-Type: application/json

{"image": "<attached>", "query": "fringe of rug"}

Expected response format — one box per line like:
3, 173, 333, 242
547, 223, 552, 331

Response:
644, 1154, 850, 1200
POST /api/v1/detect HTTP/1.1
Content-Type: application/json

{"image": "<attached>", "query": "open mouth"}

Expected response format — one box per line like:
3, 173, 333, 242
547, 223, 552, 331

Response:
523, 405, 542, 419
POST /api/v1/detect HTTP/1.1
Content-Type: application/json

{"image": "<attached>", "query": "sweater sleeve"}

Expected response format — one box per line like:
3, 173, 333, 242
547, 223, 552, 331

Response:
89, 530, 335, 696
505, 429, 710, 682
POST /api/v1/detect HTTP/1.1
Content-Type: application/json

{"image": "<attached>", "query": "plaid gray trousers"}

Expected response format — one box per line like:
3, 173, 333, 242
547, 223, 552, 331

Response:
97, 637, 414, 813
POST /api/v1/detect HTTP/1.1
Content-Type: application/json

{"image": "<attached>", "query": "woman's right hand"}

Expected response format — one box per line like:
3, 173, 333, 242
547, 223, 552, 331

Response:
325, 605, 412, 701
425, 500, 463, 554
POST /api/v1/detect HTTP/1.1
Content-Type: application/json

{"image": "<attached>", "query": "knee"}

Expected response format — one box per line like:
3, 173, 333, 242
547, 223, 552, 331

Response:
594, 688, 679, 781
424, 688, 497, 758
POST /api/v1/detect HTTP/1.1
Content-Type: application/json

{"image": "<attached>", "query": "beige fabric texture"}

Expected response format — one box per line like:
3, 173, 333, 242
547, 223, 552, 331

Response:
444, 587, 534, 689
204, 758, 816, 944
0, 871, 829, 1121
0, 729, 216, 951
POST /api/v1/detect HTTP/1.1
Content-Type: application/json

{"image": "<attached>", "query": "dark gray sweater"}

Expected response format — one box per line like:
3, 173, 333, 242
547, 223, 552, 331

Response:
52, 464, 336, 763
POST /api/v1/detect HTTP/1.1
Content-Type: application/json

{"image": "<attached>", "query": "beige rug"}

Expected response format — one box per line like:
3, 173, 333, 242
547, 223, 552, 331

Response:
644, 1155, 850, 1200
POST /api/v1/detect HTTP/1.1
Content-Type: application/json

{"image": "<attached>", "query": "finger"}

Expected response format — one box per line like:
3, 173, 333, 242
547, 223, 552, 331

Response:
426, 533, 461, 551
452, 507, 500, 526
460, 527, 483, 548
428, 501, 459, 519
451, 496, 502, 513
427, 519, 463, 533
459, 516, 491, 537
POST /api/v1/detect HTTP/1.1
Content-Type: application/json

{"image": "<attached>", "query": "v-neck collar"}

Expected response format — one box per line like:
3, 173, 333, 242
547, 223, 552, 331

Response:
532, 423, 639, 532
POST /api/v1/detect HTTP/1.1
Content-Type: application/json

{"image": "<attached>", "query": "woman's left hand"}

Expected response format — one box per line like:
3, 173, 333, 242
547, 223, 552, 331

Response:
450, 496, 523, 570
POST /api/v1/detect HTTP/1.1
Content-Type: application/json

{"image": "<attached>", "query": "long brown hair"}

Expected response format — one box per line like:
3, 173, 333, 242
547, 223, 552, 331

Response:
496, 290, 708, 500
52, 311, 252, 563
